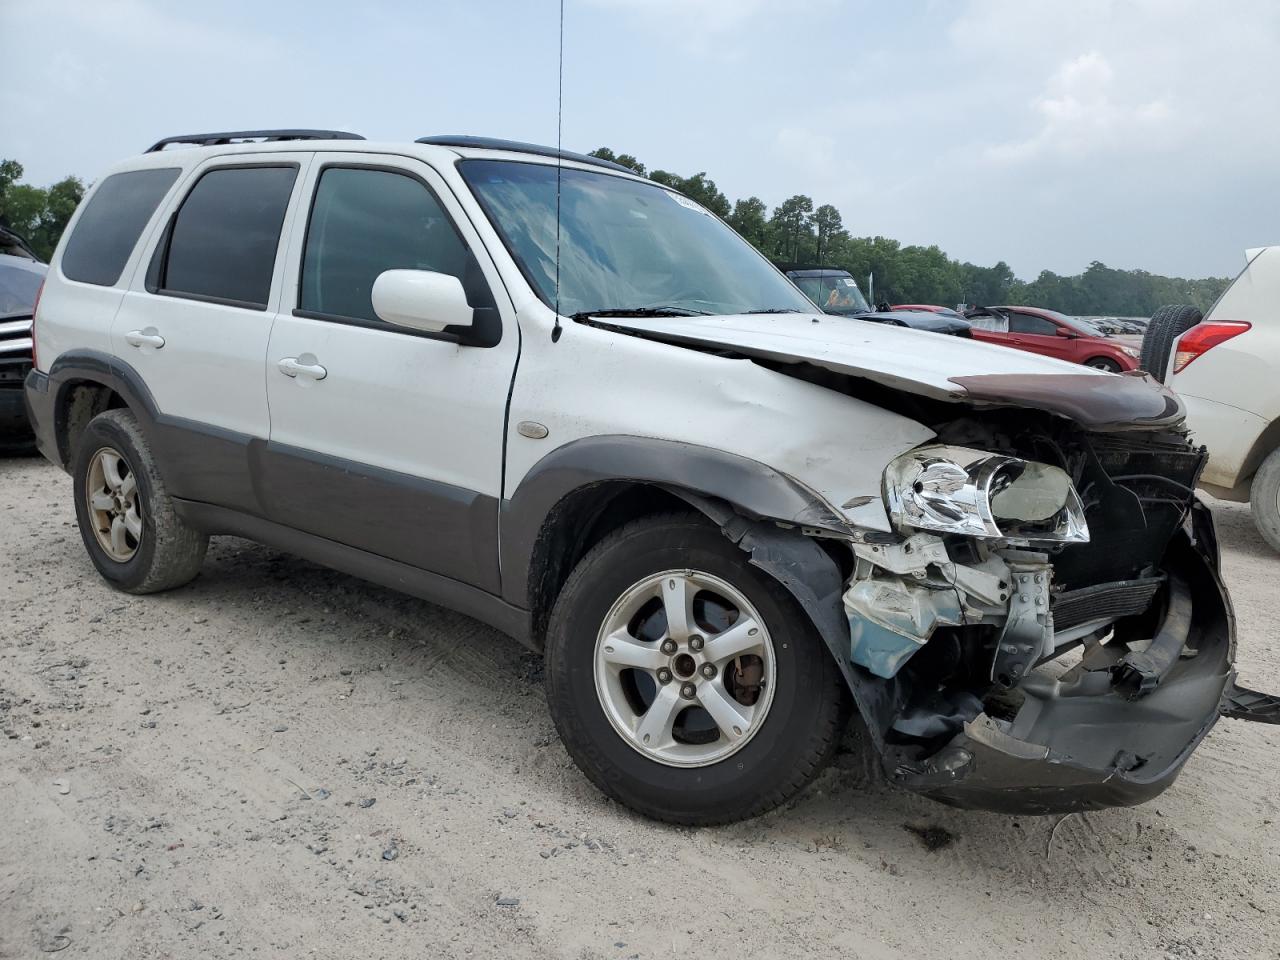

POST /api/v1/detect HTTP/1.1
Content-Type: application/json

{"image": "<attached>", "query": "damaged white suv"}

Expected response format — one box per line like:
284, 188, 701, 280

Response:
25, 131, 1270, 824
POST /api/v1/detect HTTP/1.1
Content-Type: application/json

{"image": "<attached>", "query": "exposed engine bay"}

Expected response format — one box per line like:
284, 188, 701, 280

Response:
837, 406, 1235, 812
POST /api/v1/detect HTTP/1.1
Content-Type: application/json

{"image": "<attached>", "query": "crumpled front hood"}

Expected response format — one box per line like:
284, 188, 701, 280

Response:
595, 312, 1183, 429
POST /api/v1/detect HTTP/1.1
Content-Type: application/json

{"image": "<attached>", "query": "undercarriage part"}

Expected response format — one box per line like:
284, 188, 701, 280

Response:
887, 529, 1233, 814
1052, 574, 1164, 632
1111, 574, 1193, 698
991, 554, 1053, 686
1220, 683, 1280, 725
844, 578, 965, 679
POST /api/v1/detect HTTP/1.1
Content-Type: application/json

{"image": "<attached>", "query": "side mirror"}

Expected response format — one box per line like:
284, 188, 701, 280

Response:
1055, 328, 1077, 339
371, 269, 473, 333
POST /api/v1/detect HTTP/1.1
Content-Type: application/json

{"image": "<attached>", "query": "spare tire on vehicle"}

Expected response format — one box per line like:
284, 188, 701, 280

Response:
1139, 304, 1203, 382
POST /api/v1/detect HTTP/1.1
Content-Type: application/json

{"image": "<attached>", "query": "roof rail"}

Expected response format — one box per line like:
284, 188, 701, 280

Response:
146, 129, 365, 153
415, 135, 635, 174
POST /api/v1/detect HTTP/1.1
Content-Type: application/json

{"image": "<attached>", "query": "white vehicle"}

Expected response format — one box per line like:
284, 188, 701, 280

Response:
1143, 247, 1280, 550
24, 130, 1265, 825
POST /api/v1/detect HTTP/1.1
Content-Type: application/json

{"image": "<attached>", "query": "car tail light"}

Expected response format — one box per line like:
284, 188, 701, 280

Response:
31, 278, 44, 371
1173, 321, 1251, 374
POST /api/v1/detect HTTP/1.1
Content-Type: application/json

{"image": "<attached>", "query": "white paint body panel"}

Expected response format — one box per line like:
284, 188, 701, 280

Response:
108, 153, 314, 441
1171, 245, 1280, 488
264, 152, 518, 498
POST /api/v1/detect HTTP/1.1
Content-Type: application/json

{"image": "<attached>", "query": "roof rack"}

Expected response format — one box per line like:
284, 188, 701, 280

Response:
415, 135, 634, 173
146, 129, 365, 153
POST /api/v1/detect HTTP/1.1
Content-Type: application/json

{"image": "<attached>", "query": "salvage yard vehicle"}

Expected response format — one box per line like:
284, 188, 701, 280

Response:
1141, 247, 1280, 553
967, 304, 1140, 372
24, 130, 1278, 825
0, 251, 47, 449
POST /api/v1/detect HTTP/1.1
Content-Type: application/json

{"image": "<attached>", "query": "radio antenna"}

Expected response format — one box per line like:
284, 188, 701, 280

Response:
551, 0, 565, 343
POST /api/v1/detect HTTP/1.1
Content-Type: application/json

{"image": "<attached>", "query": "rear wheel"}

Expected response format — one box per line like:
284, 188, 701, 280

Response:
544, 513, 848, 825
72, 409, 208, 593
1139, 304, 1202, 382
1250, 447, 1280, 554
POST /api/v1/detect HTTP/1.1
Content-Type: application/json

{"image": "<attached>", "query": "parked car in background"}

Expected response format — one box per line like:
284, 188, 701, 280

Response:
965, 305, 1140, 372
1, 251, 46, 449
891, 303, 969, 322
785, 268, 972, 337
1140, 246, 1280, 551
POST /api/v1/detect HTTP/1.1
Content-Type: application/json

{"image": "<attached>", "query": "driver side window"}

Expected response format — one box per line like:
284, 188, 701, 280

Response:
298, 166, 493, 326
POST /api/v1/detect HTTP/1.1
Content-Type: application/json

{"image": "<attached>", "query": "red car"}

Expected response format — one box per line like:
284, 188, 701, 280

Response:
963, 305, 1139, 372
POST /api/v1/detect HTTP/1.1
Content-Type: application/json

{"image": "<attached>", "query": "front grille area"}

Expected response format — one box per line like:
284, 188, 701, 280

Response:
1052, 574, 1165, 631
0, 316, 34, 389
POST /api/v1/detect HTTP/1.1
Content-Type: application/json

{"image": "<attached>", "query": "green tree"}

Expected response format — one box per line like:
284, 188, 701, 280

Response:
811, 204, 845, 264
0, 159, 85, 260
587, 147, 647, 176
768, 195, 814, 262
727, 196, 768, 248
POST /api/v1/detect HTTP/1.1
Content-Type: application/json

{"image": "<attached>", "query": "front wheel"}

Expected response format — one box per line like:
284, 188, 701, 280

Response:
1085, 356, 1122, 373
544, 513, 848, 825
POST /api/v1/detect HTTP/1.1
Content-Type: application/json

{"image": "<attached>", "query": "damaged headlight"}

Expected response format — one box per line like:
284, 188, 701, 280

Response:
883, 445, 1089, 543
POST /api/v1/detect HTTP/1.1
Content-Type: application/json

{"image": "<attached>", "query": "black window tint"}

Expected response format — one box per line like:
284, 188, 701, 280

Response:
1008, 312, 1058, 335
300, 167, 474, 323
161, 166, 297, 307
61, 168, 180, 286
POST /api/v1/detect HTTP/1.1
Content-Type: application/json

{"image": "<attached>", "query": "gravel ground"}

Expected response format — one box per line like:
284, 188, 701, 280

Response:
1, 453, 1277, 959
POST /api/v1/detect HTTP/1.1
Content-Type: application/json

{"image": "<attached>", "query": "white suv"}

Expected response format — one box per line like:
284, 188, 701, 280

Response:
24, 130, 1258, 823
1143, 248, 1280, 551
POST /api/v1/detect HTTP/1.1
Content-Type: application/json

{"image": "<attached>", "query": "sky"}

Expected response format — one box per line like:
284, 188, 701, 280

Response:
3, 0, 1278, 280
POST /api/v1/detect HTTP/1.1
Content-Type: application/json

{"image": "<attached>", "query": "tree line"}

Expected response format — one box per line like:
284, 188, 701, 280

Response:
0, 160, 85, 262
590, 147, 1229, 315
0, 152, 1230, 316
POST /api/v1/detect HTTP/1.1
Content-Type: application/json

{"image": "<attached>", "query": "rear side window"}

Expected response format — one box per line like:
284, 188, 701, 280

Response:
61, 168, 180, 286
156, 165, 298, 308
299, 166, 476, 323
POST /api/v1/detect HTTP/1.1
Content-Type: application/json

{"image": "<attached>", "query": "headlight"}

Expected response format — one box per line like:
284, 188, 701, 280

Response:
1119, 345, 1140, 359
883, 445, 1089, 543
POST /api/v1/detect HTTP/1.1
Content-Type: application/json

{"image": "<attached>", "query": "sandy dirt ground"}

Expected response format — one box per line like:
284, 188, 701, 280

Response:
1, 452, 1277, 960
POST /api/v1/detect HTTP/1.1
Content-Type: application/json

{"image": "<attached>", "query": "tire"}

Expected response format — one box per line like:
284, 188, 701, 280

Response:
1085, 356, 1122, 373
544, 512, 848, 825
72, 408, 208, 593
1139, 304, 1202, 382
1250, 447, 1280, 554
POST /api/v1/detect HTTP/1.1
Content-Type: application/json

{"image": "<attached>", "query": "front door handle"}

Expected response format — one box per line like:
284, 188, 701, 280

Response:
277, 355, 327, 381
125, 328, 165, 350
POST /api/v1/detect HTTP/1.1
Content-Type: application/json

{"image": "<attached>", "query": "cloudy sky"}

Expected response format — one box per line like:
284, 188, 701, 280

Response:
3, 0, 1277, 279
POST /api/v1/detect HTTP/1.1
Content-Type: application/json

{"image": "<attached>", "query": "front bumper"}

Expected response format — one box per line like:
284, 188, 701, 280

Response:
886, 504, 1239, 815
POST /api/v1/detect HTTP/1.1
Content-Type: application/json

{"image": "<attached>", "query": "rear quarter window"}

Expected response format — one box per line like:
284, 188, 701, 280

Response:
60, 168, 181, 286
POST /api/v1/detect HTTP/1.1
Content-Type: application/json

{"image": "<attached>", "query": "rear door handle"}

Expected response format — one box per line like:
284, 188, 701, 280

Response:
277, 356, 327, 381
125, 328, 165, 349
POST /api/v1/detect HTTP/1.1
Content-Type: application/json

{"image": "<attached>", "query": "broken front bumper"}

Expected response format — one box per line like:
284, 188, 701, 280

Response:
886, 504, 1245, 815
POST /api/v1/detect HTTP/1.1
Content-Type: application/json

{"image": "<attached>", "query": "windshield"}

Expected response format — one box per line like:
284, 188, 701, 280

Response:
791, 275, 871, 315
459, 160, 815, 317
0, 256, 46, 318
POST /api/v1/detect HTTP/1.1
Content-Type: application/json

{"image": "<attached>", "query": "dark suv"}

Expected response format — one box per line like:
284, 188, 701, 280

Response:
0, 244, 46, 448
785, 267, 972, 337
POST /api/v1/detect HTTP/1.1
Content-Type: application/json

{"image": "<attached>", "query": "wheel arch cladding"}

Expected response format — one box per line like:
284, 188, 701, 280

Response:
48, 350, 155, 468
503, 435, 890, 743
